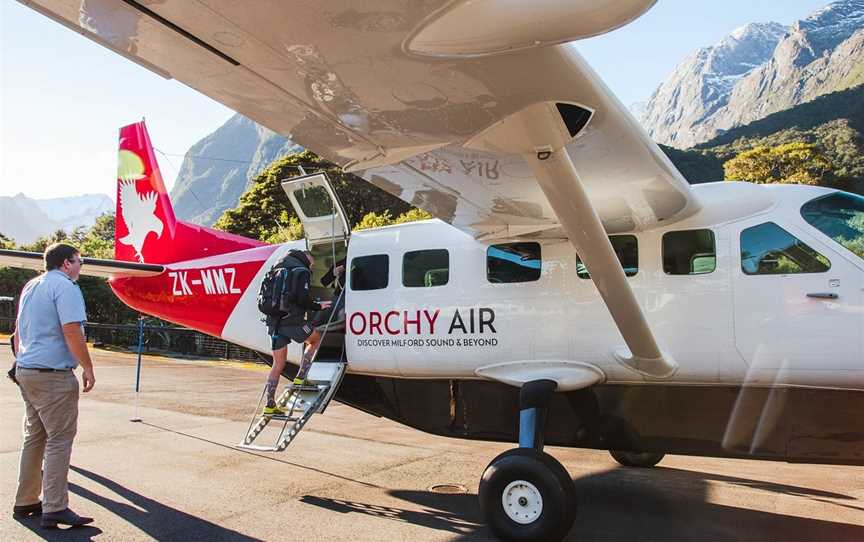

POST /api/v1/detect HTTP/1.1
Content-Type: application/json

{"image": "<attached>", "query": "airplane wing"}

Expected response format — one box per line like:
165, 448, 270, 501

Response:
19, 0, 686, 377
0, 249, 164, 279
22, 0, 696, 238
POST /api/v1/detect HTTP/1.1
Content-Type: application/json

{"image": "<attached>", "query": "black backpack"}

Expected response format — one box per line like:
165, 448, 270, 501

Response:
257, 263, 310, 317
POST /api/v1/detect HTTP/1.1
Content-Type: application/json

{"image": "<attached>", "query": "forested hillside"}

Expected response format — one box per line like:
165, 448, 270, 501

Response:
661, 85, 864, 194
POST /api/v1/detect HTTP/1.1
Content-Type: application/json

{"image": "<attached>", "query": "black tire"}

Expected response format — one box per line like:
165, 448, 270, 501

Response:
609, 450, 665, 468
479, 448, 577, 542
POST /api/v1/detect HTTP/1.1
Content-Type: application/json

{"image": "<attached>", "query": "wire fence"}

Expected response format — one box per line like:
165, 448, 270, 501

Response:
0, 317, 263, 362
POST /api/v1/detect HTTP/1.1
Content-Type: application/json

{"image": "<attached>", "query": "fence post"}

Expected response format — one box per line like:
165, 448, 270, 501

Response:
131, 315, 145, 422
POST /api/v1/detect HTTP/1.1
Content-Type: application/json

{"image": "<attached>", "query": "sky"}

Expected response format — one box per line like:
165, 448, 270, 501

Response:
0, 0, 831, 200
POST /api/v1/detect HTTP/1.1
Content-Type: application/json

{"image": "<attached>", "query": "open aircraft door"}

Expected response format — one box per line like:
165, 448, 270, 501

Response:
281, 173, 350, 336
281, 173, 350, 249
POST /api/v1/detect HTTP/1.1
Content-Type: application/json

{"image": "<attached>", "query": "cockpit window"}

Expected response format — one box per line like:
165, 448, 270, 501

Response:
740, 222, 830, 275
801, 192, 864, 260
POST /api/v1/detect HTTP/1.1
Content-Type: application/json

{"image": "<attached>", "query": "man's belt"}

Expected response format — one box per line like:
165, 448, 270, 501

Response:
18, 367, 73, 372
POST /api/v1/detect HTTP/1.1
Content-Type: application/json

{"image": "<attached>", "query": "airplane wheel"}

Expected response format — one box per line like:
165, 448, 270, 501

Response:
479, 448, 577, 542
609, 450, 665, 468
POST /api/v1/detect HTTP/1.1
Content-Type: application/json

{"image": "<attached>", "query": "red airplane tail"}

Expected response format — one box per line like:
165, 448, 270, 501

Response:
115, 121, 264, 264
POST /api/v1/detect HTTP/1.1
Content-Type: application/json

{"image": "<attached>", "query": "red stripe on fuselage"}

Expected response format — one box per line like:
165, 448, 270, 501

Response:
109, 245, 278, 337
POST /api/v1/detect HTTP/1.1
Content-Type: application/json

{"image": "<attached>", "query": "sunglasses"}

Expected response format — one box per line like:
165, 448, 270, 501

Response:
67, 257, 84, 266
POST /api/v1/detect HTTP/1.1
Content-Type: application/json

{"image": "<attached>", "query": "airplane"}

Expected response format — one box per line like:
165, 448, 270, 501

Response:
4, 1, 864, 540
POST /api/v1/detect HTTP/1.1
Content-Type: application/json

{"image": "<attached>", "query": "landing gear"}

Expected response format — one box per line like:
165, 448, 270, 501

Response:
479, 380, 577, 542
610, 450, 665, 468
480, 448, 577, 541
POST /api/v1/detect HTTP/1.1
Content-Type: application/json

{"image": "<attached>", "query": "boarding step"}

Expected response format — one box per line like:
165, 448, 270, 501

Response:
237, 361, 346, 452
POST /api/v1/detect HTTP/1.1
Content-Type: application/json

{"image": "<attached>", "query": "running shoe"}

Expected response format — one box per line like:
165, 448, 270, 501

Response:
262, 404, 286, 416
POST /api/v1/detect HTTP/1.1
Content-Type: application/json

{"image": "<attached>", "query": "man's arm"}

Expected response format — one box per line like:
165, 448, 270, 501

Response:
62, 323, 95, 392
298, 270, 323, 311
13, 319, 20, 356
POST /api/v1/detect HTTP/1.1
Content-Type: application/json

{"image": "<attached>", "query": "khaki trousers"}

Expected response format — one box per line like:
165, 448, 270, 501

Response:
15, 369, 79, 513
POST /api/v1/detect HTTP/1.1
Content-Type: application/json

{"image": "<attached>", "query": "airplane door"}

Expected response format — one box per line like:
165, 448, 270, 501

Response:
281, 173, 350, 333
281, 173, 350, 247
732, 219, 863, 374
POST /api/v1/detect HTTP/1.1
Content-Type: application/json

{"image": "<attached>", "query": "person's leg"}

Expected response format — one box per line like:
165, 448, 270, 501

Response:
265, 345, 288, 408
37, 372, 79, 514
15, 373, 46, 508
295, 328, 322, 382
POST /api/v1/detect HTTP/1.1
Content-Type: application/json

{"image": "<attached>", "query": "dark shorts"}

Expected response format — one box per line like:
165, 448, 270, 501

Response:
271, 321, 314, 350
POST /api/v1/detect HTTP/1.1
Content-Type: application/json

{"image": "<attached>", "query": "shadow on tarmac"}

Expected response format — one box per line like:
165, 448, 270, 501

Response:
300, 493, 493, 539
65, 465, 263, 541
12, 517, 102, 542
139, 420, 384, 489
301, 465, 864, 541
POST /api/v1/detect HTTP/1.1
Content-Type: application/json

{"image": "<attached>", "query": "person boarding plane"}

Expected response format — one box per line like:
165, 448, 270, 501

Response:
3, 1, 864, 540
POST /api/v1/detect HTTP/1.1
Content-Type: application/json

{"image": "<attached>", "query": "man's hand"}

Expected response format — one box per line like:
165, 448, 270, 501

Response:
82, 367, 95, 392
62, 322, 95, 391
319, 300, 332, 310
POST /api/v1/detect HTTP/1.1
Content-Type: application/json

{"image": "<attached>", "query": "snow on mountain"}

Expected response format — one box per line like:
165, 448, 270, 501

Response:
641, 22, 788, 148
642, 0, 864, 148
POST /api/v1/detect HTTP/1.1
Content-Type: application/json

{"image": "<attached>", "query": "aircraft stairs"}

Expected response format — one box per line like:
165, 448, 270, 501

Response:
237, 359, 347, 452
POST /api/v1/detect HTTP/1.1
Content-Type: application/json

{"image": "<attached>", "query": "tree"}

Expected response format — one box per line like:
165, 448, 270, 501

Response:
354, 211, 395, 231
79, 212, 115, 259
264, 215, 304, 244
213, 150, 411, 241
19, 230, 69, 253
0, 233, 15, 249
77, 276, 137, 324
0, 212, 137, 324
393, 208, 433, 224
723, 142, 834, 186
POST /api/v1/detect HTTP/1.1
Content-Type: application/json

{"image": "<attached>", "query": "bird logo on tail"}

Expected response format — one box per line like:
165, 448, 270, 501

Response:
117, 148, 164, 262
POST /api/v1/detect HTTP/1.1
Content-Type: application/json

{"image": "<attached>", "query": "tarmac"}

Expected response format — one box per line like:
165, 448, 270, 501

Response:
1, 346, 863, 541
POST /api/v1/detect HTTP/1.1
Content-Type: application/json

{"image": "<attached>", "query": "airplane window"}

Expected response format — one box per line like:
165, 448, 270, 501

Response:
403, 249, 449, 287
487, 242, 541, 283
576, 235, 638, 279
801, 192, 864, 261
293, 185, 334, 218
350, 254, 389, 291
662, 229, 716, 275
740, 222, 830, 275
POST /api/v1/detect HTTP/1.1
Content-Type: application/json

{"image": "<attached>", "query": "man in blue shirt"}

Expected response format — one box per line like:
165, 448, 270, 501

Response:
12, 243, 95, 528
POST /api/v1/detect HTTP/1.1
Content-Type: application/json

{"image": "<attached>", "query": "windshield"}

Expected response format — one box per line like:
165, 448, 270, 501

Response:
800, 192, 864, 261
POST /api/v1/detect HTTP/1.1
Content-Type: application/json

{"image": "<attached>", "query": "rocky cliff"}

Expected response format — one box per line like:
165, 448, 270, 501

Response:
643, 0, 864, 148
169, 114, 301, 225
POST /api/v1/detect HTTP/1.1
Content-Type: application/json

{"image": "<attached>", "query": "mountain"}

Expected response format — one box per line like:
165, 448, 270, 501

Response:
661, 85, 864, 194
0, 193, 113, 244
169, 2, 864, 225
644, 0, 864, 148
170, 114, 302, 226
642, 21, 787, 147
629, 101, 648, 121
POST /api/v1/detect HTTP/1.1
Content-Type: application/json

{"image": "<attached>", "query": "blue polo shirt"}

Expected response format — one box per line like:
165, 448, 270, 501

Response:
15, 270, 87, 370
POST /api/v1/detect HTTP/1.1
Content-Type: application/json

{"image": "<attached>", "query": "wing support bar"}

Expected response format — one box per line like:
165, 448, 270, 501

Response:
0, 249, 165, 278
524, 148, 677, 378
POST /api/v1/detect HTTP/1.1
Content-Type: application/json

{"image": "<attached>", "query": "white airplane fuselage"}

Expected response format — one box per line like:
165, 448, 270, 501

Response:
219, 181, 863, 390
94, 176, 864, 465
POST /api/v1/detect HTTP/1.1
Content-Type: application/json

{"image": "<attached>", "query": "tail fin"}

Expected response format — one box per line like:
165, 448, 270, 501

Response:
115, 121, 264, 263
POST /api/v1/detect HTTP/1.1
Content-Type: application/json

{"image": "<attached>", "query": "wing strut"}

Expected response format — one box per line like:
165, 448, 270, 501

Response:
525, 148, 675, 377
466, 101, 676, 377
